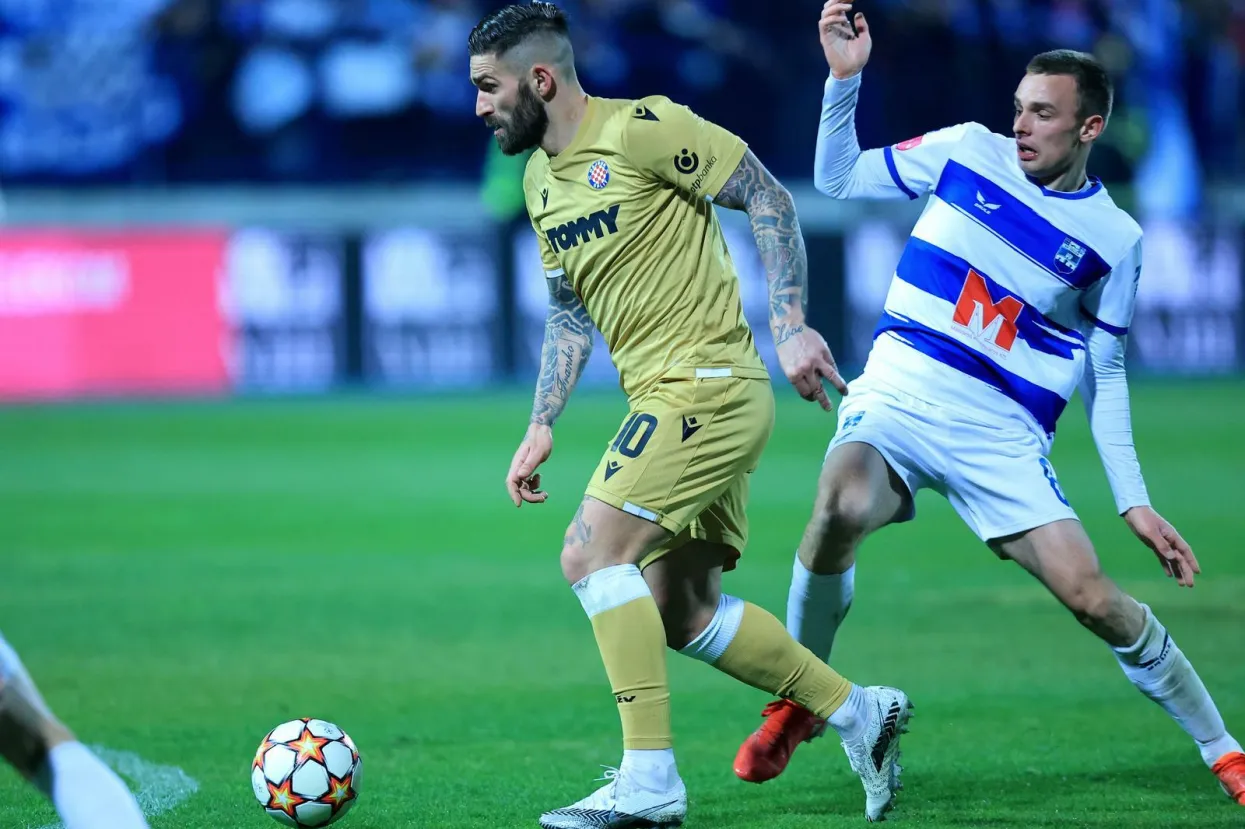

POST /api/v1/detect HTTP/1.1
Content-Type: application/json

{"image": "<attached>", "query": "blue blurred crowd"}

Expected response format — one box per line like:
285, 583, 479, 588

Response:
1, 0, 1243, 213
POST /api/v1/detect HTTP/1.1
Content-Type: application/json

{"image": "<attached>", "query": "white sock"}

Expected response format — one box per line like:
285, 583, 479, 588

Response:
620, 748, 679, 792
826, 683, 869, 743
1113, 604, 1242, 767
47, 742, 149, 829
678, 594, 745, 665
786, 555, 854, 662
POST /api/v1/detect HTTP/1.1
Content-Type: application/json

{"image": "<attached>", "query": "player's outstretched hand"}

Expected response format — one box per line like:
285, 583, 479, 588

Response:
1124, 506, 1201, 587
775, 324, 848, 412
819, 1, 872, 80
506, 423, 553, 507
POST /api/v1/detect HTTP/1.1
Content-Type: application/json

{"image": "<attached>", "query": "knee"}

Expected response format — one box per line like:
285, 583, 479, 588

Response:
1064, 575, 1119, 630
808, 482, 876, 551
560, 542, 592, 585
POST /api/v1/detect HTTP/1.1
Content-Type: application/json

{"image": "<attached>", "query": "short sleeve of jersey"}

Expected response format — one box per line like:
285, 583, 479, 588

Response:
1081, 239, 1142, 335
621, 95, 748, 201
524, 158, 564, 277
884, 122, 989, 199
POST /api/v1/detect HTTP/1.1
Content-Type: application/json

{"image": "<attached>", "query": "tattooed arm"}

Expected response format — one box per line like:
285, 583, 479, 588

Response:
713, 149, 848, 408
531, 274, 595, 427
506, 273, 595, 507
714, 149, 811, 348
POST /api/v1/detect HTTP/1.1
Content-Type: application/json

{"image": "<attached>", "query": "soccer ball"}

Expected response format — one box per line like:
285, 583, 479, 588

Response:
251, 718, 362, 827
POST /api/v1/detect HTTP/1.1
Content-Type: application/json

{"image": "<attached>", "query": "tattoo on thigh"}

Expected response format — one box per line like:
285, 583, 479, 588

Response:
565, 502, 593, 548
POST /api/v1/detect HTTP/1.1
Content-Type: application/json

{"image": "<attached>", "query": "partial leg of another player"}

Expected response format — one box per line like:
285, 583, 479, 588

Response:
648, 539, 913, 822
0, 633, 149, 829
992, 521, 1245, 804
735, 441, 913, 787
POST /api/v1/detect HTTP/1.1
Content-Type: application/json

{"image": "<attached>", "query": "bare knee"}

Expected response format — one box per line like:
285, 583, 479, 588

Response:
559, 528, 646, 584
560, 545, 588, 585
804, 481, 878, 567
1064, 576, 1115, 627
997, 521, 1147, 648
1060, 575, 1142, 647
559, 498, 669, 585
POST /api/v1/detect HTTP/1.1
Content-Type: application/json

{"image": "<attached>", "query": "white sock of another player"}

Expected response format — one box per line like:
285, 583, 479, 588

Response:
1113, 604, 1242, 767
45, 742, 150, 829
0, 636, 148, 828
786, 554, 855, 662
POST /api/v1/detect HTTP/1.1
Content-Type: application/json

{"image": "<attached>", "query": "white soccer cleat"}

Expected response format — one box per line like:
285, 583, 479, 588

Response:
538, 766, 686, 829
840, 686, 914, 822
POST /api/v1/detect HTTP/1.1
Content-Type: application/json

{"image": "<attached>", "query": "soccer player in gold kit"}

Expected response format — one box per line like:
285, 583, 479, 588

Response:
469, 3, 913, 825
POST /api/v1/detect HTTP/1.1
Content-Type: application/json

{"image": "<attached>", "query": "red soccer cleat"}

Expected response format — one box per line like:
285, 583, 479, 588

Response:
1213, 751, 1245, 805
734, 699, 827, 783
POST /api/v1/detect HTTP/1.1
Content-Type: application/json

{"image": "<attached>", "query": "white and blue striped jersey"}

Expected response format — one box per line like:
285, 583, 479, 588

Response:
818, 79, 1141, 449
816, 72, 1150, 511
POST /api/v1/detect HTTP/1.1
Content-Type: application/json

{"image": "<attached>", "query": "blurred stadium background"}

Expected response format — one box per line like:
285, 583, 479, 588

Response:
2, 2, 1245, 828
0, 0, 1241, 395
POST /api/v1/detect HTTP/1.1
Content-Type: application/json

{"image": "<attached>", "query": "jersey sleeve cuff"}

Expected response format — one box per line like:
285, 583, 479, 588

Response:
824, 71, 863, 97
1117, 493, 1152, 516
698, 138, 748, 202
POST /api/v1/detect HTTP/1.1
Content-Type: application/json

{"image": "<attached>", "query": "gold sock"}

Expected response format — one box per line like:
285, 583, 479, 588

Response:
576, 566, 672, 750
715, 601, 853, 718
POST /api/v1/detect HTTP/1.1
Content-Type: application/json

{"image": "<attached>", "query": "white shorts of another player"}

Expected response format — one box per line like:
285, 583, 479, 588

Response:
827, 376, 1078, 542
33, 745, 199, 829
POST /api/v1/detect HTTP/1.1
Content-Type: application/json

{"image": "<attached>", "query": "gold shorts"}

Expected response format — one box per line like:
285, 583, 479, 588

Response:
584, 374, 776, 571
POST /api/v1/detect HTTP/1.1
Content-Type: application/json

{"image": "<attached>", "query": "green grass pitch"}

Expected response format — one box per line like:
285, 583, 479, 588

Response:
1, 379, 1243, 828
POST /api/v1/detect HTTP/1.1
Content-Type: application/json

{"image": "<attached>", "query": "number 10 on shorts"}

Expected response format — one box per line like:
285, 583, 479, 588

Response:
611, 413, 658, 458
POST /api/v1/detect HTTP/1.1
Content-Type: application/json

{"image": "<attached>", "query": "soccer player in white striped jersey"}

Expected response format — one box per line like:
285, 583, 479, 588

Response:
733, 0, 1245, 808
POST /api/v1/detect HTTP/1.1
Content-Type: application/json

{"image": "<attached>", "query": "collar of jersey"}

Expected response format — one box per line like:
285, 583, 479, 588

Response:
1025, 172, 1102, 201
549, 96, 600, 169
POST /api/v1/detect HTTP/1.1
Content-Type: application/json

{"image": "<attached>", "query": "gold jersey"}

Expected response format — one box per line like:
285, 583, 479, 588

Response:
524, 95, 769, 399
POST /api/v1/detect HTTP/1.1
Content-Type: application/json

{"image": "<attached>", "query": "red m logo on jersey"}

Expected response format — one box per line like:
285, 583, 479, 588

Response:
951, 269, 1023, 351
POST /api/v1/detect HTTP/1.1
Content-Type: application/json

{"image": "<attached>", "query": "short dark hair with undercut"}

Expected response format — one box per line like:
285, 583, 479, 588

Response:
468, 2, 570, 59
1026, 49, 1114, 122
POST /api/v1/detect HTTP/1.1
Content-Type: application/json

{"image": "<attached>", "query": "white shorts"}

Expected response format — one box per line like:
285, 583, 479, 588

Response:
826, 377, 1078, 542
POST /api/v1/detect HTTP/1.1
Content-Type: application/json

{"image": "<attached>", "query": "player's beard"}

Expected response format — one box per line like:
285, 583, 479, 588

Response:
493, 83, 548, 156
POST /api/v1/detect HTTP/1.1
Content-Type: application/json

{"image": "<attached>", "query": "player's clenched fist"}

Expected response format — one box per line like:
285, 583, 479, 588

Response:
506, 423, 553, 507
819, 1, 872, 80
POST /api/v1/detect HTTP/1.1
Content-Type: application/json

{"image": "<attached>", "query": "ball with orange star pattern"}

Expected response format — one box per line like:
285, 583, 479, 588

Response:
251, 718, 362, 827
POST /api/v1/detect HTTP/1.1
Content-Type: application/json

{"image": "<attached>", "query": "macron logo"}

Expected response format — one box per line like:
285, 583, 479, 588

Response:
974, 190, 1001, 215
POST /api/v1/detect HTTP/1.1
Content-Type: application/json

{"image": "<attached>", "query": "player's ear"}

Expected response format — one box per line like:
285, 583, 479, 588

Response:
1080, 113, 1105, 144
531, 65, 556, 101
